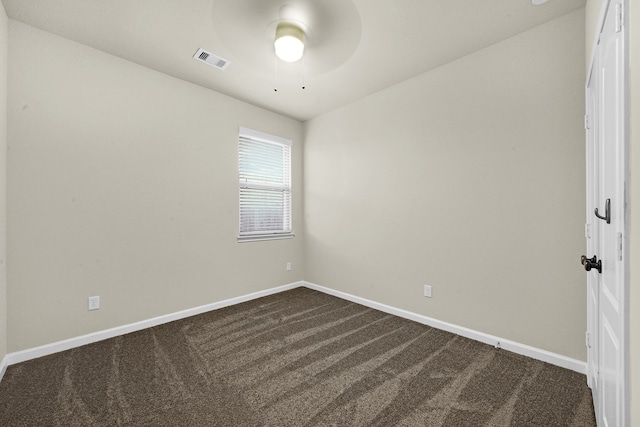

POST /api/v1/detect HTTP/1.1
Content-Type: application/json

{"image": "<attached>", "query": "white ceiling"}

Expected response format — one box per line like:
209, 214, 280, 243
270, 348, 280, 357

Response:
1, 0, 586, 121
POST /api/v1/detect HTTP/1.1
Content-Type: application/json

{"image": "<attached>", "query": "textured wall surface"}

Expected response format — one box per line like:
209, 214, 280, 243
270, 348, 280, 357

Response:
7, 21, 304, 352
0, 2, 7, 364
304, 10, 586, 360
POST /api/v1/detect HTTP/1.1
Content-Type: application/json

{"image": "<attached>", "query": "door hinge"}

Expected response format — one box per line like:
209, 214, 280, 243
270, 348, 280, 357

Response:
625, 180, 629, 212
586, 331, 591, 348
584, 114, 590, 130
617, 232, 623, 260
615, 3, 623, 33
585, 223, 591, 239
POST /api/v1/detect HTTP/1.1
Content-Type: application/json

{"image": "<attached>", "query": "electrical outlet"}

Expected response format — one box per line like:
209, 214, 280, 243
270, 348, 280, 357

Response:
286, 262, 292, 271
88, 296, 100, 311
423, 285, 432, 298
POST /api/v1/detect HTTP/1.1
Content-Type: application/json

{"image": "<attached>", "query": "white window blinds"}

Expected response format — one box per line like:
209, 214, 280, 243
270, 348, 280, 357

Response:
238, 127, 293, 242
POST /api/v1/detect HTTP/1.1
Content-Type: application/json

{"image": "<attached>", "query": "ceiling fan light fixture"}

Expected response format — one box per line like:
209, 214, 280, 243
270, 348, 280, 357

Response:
274, 22, 305, 62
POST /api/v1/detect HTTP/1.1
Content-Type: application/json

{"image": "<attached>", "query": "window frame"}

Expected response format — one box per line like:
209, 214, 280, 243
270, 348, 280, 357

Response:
237, 126, 294, 243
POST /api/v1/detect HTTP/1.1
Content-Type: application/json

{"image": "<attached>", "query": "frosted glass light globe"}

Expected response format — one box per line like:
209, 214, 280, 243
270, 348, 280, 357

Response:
274, 23, 305, 62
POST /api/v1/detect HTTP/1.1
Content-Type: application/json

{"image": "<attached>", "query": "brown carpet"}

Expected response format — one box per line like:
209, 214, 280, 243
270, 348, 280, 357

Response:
0, 287, 596, 426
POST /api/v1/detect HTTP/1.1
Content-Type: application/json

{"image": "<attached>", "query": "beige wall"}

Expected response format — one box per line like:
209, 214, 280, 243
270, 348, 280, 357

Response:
304, 10, 586, 360
6, 21, 304, 352
0, 3, 7, 362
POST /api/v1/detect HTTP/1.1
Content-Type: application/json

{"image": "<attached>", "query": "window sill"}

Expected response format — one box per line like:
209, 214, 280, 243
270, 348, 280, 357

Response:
237, 233, 295, 243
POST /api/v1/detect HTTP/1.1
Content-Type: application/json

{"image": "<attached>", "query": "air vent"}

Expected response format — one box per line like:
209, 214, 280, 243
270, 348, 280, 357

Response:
193, 48, 230, 70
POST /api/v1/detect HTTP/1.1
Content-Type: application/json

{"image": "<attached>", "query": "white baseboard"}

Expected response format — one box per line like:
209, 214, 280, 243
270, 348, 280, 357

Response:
3, 281, 303, 369
304, 281, 587, 374
1, 279, 585, 379
0, 355, 8, 383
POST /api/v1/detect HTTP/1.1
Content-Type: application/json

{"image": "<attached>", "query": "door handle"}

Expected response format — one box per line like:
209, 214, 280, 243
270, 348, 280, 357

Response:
594, 198, 611, 224
581, 255, 602, 274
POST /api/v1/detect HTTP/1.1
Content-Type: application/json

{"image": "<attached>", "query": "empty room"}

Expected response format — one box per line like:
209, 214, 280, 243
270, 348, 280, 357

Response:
0, 0, 638, 425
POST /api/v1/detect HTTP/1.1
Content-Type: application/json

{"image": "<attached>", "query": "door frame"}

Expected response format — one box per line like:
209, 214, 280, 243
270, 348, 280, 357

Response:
585, 60, 600, 395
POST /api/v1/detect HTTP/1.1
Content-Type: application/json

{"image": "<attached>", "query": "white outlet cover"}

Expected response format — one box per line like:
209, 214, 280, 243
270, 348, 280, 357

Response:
423, 285, 432, 298
88, 296, 100, 310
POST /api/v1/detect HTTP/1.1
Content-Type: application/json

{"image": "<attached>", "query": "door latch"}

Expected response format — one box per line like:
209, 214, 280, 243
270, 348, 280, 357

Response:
581, 255, 602, 274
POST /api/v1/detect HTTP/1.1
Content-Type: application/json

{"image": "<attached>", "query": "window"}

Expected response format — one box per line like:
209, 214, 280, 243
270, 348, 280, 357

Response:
238, 127, 293, 242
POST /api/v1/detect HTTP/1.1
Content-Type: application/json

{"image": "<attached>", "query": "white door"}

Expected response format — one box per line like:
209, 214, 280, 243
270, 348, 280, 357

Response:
585, 1, 628, 425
